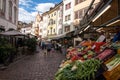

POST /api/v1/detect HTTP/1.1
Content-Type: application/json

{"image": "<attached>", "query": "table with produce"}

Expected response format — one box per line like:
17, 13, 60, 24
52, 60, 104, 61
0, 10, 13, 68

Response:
55, 41, 120, 80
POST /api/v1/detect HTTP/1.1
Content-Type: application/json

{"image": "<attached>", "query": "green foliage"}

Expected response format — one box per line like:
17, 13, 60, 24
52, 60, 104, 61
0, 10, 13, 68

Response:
55, 59, 101, 80
26, 38, 37, 52
0, 38, 16, 64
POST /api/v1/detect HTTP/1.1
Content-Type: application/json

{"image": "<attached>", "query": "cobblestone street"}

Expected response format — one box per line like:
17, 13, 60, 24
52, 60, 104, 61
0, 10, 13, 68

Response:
0, 49, 65, 80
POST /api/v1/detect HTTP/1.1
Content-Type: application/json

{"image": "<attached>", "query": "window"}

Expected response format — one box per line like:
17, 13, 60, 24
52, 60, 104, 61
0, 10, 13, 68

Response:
59, 19, 62, 24
9, 1, 12, 20
74, 9, 83, 19
0, 0, 1, 10
0, 0, 6, 16
2, 0, 6, 13
75, 0, 86, 5
37, 24, 39, 27
65, 14, 71, 21
75, 0, 79, 5
54, 29, 55, 32
65, 16, 67, 21
59, 12, 61, 17
59, 29, 62, 34
48, 30, 49, 34
75, 11, 78, 19
40, 29, 42, 32
49, 19, 54, 25
65, 26, 70, 32
68, 15, 71, 20
65, 2, 71, 10
50, 27, 52, 34
14, 0, 17, 4
14, 7, 17, 24
79, 9, 83, 18
54, 12, 56, 16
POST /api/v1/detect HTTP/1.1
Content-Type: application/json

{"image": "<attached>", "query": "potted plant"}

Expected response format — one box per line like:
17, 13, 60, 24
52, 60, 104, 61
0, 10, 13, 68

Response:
26, 38, 37, 54
0, 38, 16, 65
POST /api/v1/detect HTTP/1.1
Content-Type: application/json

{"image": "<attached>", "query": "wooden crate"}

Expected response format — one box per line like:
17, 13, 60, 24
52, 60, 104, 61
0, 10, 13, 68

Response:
103, 64, 120, 80
117, 48, 120, 54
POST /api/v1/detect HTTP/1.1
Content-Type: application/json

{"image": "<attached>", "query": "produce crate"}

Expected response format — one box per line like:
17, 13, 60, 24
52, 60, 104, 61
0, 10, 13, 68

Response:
117, 48, 120, 54
104, 55, 115, 64
95, 48, 116, 62
103, 64, 120, 80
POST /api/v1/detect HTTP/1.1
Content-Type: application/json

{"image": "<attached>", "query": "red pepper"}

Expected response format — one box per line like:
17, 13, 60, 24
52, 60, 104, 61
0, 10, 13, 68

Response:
71, 56, 78, 61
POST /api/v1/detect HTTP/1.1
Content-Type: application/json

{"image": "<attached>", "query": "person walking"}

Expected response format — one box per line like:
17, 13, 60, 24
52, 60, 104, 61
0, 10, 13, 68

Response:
46, 41, 53, 54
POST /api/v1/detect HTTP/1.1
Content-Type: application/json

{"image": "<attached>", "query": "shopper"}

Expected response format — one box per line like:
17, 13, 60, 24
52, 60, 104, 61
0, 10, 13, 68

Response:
46, 41, 53, 54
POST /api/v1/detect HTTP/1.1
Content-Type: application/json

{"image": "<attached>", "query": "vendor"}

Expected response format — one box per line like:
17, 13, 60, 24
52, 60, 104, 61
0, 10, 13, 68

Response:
112, 31, 120, 42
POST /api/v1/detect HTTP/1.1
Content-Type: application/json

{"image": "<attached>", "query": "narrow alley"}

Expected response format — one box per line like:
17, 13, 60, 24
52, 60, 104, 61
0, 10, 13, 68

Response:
0, 50, 65, 80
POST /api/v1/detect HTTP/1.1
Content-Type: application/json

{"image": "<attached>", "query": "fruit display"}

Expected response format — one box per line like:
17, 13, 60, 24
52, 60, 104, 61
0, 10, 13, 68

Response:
55, 59, 101, 80
66, 47, 95, 61
95, 48, 116, 62
55, 39, 120, 80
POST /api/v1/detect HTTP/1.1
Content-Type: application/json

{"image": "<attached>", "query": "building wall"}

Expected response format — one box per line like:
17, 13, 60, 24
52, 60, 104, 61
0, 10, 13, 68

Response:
42, 14, 48, 38
57, 3, 63, 35
20, 27, 32, 34
47, 10, 58, 36
73, 0, 100, 26
0, 0, 19, 31
31, 13, 42, 37
63, 0, 74, 34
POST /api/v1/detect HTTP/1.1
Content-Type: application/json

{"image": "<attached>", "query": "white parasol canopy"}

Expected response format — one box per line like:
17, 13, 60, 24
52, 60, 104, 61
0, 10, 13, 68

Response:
0, 30, 25, 36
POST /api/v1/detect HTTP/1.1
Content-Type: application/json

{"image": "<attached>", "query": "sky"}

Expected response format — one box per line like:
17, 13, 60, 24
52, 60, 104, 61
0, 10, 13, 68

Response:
19, 0, 62, 23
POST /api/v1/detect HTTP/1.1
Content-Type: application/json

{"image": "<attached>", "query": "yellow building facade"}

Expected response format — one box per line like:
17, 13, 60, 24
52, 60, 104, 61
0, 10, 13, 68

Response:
47, 5, 59, 38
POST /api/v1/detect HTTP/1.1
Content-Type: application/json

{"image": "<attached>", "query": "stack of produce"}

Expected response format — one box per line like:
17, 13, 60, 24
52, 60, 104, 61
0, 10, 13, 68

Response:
95, 48, 116, 62
106, 54, 120, 71
55, 59, 101, 80
66, 47, 95, 62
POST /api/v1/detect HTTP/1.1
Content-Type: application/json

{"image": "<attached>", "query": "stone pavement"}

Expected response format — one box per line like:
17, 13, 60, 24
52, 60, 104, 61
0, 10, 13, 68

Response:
0, 49, 65, 80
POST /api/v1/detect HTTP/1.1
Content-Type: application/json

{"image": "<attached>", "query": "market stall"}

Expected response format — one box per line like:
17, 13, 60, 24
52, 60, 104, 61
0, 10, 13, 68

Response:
55, 0, 120, 79
55, 31, 120, 80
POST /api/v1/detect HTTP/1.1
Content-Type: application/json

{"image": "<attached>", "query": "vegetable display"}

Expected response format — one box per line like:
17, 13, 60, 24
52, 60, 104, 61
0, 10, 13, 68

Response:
55, 59, 101, 80
95, 48, 116, 61
106, 54, 120, 71
67, 47, 95, 61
